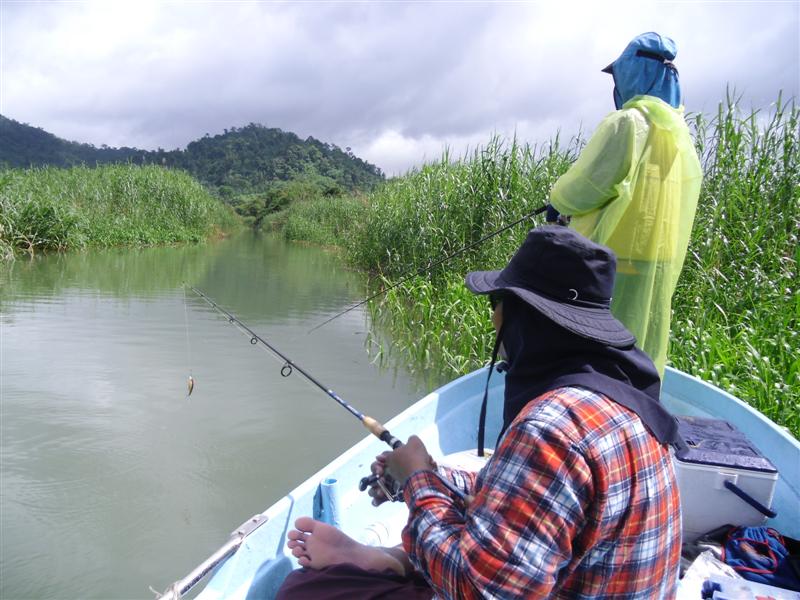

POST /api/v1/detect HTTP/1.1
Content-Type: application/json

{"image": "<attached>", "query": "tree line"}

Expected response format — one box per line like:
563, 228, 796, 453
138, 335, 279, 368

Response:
0, 116, 385, 225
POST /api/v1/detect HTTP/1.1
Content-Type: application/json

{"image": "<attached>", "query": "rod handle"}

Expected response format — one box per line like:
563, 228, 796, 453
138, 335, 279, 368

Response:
362, 416, 403, 449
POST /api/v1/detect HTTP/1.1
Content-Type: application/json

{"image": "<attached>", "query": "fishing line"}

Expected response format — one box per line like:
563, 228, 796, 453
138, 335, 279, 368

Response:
182, 284, 194, 398
307, 204, 548, 334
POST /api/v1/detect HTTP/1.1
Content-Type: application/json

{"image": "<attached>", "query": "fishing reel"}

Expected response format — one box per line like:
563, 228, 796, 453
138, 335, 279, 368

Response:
358, 473, 403, 503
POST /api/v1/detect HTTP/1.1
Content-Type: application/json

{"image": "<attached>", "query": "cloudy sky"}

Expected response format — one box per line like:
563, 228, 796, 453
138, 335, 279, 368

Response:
1, 1, 797, 175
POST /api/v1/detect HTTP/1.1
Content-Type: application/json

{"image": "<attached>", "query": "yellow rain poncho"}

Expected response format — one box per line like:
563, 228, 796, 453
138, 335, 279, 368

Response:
550, 95, 702, 375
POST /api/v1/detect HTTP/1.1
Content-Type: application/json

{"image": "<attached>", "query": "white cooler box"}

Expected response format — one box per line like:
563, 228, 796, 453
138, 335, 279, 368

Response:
672, 415, 779, 542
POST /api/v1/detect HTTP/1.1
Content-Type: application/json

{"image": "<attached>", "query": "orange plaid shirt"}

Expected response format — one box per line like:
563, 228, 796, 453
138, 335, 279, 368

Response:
402, 386, 682, 599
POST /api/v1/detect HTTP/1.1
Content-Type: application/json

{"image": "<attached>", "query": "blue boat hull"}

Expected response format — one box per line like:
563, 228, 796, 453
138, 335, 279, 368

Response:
190, 367, 799, 600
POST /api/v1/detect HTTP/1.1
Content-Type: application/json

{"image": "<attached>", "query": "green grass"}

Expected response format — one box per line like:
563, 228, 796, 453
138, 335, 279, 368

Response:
0, 164, 240, 258
351, 137, 580, 385
348, 137, 577, 277
364, 273, 493, 389
670, 93, 799, 434
278, 195, 367, 248
298, 95, 799, 437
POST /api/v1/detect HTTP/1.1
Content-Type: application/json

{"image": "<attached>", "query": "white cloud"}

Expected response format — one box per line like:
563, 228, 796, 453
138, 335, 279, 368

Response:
1, 0, 797, 174
360, 128, 499, 178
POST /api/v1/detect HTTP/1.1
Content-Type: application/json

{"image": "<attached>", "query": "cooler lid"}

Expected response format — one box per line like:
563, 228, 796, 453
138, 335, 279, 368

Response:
674, 416, 777, 473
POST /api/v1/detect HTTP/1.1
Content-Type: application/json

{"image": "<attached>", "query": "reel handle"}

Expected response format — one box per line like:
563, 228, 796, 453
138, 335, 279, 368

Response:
358, 419, 403, 500
358, 473, 378, 491
358, 473, 403, 502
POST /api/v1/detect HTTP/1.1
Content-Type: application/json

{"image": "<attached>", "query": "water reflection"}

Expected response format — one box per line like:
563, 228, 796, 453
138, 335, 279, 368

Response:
0, 240, 217, 300
0, 233, 426, 599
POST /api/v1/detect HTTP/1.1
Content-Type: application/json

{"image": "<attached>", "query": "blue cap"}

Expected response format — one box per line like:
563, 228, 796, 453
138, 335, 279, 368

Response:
603, 32, 681, 109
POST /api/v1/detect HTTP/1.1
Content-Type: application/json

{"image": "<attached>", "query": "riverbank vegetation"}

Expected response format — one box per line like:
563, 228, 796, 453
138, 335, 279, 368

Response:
1, 116, 384, 238
278, 195, 367, 248
232, 172, 350, 230
0, 164, 239, 260
282, 95, 799, 437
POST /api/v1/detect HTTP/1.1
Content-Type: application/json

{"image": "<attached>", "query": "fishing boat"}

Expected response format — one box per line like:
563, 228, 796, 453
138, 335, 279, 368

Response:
158, 367, 800, 599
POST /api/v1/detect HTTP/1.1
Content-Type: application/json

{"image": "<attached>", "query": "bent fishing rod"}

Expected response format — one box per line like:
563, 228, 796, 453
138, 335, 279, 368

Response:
189, 286, 403, 450
307, 203, 548, 333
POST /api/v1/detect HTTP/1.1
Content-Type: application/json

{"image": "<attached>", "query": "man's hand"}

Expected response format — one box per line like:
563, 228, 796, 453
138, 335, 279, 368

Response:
367, 436, 436, 506
385, 435, 436, 486
366, 452, 395, 506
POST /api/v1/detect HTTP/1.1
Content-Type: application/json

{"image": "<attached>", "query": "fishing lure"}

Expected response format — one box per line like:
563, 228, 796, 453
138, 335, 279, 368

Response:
183, 284, 195, 400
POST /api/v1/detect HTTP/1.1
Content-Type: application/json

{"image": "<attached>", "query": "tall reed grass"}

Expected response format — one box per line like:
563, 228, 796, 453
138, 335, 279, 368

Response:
671, 93, 799, 433
351, 137, 581, 385
0, 164, 239, 259
279, 195, 367, 248
351, 96, 798, 435
349, 137, 577, 277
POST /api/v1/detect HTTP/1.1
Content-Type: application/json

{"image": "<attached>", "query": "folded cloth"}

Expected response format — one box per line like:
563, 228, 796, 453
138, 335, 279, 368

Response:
723, 526, 800, 591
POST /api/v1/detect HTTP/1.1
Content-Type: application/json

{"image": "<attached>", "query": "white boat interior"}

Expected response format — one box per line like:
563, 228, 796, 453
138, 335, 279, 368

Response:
165, 367, 800, 600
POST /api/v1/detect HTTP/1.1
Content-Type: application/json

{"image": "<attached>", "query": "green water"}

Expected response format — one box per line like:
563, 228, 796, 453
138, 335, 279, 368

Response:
0, 233, 425, 599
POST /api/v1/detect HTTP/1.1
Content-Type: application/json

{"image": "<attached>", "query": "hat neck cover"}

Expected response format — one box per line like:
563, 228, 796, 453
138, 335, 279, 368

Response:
494, 296, 680, 447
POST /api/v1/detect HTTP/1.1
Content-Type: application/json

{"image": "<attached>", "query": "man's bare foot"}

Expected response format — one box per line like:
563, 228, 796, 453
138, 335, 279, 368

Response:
286, 517, 407, 575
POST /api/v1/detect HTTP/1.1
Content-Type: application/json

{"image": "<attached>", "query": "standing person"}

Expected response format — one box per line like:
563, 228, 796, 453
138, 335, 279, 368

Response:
549, 32, 703, 376
278, 226, 683, 599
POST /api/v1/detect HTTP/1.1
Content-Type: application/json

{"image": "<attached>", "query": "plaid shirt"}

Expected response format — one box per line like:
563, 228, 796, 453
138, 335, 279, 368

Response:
401, 386, 681, 599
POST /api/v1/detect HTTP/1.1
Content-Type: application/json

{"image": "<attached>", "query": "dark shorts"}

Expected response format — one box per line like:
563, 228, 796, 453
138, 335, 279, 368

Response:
275, 563, 434, 600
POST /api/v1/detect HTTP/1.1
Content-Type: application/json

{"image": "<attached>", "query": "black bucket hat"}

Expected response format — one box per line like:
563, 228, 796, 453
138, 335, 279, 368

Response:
465, 226, 635, 348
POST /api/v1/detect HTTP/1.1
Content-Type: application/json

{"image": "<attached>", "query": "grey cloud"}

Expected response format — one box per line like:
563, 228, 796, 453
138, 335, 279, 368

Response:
1, 1, 797, 175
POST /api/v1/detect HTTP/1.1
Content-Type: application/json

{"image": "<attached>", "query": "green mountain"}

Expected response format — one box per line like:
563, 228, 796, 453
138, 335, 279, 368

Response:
0, 115, 143, 167
0, 115, 384, 196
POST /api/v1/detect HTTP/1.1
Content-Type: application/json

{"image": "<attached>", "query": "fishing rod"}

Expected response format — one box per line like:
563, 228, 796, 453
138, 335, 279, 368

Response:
189, 286, 403, 451
307, 203, 549, 333
189, 286, 468, 503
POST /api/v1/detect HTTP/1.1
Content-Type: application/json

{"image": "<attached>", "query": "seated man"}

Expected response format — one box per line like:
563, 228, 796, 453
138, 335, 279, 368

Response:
279, 226, 683, 599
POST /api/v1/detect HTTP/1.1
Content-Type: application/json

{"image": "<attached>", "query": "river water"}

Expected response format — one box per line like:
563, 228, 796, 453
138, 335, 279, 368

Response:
0, 233, 427, 599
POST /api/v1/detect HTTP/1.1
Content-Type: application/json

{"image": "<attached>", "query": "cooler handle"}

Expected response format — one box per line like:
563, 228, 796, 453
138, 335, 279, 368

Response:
724, 480, 777, 519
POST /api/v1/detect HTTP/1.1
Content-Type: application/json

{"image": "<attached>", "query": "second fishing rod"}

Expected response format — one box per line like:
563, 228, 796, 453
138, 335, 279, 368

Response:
307, 203, 549, 333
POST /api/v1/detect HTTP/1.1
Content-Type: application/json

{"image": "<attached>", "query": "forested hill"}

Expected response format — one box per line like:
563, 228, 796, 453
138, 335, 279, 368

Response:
0, 116, 384, 195
174, 124, 384, 196
0, 115, 142, 167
